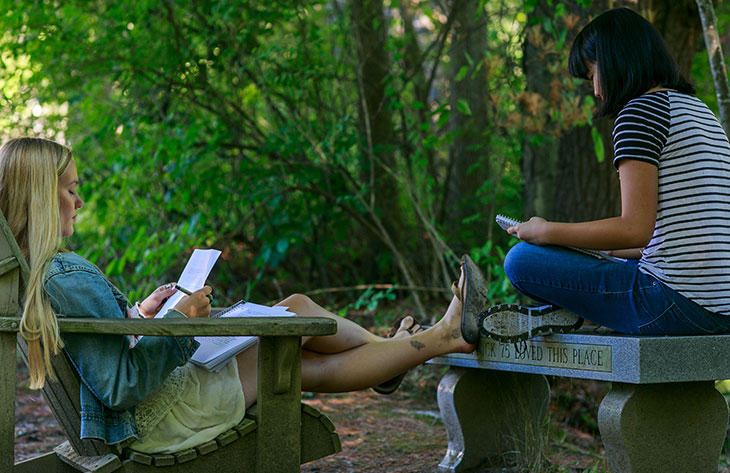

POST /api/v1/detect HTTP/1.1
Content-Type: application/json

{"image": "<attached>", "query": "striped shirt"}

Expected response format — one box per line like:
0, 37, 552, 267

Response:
613, 90, 730, 316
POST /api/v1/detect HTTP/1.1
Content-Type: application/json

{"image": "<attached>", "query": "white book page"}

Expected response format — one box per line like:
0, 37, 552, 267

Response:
190, 303, 295, 366
155, 249, 221, 318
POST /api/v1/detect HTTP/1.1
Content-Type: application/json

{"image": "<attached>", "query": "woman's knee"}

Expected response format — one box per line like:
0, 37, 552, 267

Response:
504, 242, 539, 283
277, 293, 313, 314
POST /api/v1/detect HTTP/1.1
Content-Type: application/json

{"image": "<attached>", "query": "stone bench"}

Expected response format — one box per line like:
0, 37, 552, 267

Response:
428, 328, 730, 473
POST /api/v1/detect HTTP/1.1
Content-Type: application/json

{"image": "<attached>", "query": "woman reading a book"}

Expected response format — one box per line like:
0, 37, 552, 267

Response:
1, 136, 480, 453
478, 7, 730, 342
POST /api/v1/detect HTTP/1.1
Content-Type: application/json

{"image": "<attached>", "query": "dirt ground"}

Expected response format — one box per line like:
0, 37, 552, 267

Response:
299, 369, 613, 473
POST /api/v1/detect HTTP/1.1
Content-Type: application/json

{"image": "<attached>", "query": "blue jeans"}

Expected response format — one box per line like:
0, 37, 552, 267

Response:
503, 242, 730, 335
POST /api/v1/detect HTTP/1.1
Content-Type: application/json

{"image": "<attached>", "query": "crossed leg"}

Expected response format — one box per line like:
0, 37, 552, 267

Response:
236, 282, 473, 407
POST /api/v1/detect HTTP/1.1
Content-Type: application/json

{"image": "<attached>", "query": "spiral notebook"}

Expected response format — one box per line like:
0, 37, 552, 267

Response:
190, 301, 296, 372
495, 214, 625, 263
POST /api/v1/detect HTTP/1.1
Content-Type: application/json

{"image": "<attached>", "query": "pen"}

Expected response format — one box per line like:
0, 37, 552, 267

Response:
174, 284, 192, 295
175, 284, 213, 302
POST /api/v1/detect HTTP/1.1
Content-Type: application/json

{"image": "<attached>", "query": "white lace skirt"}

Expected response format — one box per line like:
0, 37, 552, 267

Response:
129, 359, 246, 454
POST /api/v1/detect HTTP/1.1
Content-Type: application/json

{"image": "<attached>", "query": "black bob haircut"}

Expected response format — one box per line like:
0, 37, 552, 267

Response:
568, 7, 695, 119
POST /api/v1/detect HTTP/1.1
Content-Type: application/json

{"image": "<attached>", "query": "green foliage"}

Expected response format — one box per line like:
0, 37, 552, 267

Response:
591, 126, 605, 163
351, 286, 397, 312
6, 0, 719, 313
0, 0, 718, 329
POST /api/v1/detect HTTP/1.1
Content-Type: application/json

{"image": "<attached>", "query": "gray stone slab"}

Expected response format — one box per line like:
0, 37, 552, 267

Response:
429, 332, 730, 384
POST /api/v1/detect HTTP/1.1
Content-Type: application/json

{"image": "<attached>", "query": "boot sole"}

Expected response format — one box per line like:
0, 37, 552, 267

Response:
479, 304, 583, 343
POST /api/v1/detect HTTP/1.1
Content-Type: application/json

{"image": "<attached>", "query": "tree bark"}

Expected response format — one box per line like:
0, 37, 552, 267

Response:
696, 0, 730, 133
523, 0, 621, 222
441, 0, 489, 247
350, 0, 403, 237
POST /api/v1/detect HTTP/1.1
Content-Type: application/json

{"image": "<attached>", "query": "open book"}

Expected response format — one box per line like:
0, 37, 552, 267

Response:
495, 214, 626, 263
190, 301, 296, 372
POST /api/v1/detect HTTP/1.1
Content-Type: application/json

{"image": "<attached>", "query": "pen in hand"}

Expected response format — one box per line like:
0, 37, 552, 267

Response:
175, 284, 213, 303
174, 284, 192, 295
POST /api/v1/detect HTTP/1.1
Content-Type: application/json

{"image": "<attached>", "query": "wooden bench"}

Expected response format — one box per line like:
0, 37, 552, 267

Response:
0, 212, 342, 472
429, 328, 730, 473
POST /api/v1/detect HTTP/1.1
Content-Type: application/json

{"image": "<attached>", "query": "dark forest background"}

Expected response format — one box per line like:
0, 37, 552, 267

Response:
1, 0, 727, 317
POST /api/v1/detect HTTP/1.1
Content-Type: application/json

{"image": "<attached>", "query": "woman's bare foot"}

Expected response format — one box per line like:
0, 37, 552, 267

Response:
431, 269, 476, 354
390, 315, 423, 339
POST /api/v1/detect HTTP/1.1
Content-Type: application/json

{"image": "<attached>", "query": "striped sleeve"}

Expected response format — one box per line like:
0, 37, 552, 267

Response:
612, 93, 670, 168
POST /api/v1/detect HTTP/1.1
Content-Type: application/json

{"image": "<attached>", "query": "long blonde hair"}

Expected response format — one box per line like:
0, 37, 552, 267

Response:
0, 137, 73, 389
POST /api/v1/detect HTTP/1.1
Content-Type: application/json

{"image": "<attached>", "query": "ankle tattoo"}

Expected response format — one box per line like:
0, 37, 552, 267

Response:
410, 340, 425, 351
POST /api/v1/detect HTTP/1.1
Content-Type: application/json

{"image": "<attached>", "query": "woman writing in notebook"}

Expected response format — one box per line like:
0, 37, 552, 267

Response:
3, 136, 479, 453
478, 7, 730, 341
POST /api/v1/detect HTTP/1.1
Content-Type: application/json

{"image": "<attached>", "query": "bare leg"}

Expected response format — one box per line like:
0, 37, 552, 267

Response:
236, 293, 393, 408
236, 341, 259, 408
275, 293, 383, 353
236, 311, 423, 408
237, 271, 473, 405
300, 294, 473, 393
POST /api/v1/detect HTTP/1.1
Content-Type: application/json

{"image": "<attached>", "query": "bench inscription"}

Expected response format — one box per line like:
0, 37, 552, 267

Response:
477, 339, 613, 373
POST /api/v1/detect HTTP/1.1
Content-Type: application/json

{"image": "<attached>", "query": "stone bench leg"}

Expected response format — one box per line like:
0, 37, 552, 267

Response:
436, 367, 550, 471
598, 381, 728, 473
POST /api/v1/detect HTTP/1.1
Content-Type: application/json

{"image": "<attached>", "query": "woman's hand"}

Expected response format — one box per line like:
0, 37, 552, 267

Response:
604, 248, 643, 259
173, 286, 212, 319
138, 283, 177, 318
508, 217, 550, 245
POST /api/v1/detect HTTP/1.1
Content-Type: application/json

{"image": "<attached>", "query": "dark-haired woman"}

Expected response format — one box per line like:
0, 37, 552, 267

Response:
481, 7, 730, 340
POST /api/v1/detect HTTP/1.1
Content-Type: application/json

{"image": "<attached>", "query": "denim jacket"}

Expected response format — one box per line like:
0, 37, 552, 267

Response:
43, 252, 200, 445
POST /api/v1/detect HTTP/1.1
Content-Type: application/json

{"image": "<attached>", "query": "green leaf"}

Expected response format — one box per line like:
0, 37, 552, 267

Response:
455, 65, 469, 82
437, 109, 451, 128
543, 18, 553, 34
457, 99, 472, 116
592, 127, 605, 163
276, 238, 289, 254
557, 28, 568, 50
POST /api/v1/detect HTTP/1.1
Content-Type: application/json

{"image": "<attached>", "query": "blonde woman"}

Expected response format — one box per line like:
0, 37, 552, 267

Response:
4, 137, 480, 453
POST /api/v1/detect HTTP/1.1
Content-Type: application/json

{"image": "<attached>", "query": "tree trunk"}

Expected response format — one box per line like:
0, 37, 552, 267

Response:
441, 0, 489, 248
523, 0, 621, 222
696, 0, 730, 133
350, 0, 403, 234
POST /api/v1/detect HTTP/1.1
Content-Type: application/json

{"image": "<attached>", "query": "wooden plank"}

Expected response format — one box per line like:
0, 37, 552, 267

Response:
256, 335, 302, 472
215, 429, 239, 447
0, 316, 337, 337
174, 448, 198, 464
13, 451, 61, 473
54, 440, 122, 473
195, 440, 218, 455
152, 453, 175, 466
233, 418, 257, 437
17, 336, 110, 457
0, 255, 19, 277
0, 212, 28, 273
0, 332, 15, 473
